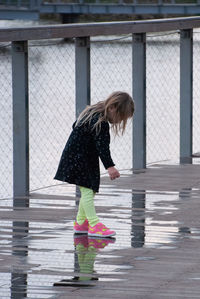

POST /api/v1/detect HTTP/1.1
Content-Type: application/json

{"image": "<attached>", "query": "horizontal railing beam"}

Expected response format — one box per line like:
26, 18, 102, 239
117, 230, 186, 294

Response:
39, 4, 200, 16
42, 0, 200, 4
0, 16, 200, 42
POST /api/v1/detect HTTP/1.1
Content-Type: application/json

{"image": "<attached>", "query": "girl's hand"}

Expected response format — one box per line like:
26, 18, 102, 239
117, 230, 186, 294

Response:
108, 167, 120, 180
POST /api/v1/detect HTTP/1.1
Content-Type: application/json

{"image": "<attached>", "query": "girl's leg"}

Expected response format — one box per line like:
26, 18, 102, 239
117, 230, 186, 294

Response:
76, 187, 116, 237
76, 186, 99, 227
76, 188, 87, 225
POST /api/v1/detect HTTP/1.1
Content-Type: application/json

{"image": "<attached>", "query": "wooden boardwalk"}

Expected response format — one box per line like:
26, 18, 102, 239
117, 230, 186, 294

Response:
1, 163, 200, 298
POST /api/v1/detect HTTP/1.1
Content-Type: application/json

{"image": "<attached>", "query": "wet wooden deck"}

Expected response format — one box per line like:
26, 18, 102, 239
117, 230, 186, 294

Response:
1, 163, 200, 298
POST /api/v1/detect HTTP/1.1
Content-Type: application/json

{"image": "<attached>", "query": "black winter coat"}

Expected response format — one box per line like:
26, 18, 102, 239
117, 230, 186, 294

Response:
54, 113, 115, 192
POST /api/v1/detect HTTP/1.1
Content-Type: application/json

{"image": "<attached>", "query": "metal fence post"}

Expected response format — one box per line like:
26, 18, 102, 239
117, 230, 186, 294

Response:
131, 192, 145, 248
75, 36, 90, 198
12, 41, 29, 203
180, 29, 193, 163
132, 33, 146, 170
12, 221, 28, 297
75, 37, 90, 117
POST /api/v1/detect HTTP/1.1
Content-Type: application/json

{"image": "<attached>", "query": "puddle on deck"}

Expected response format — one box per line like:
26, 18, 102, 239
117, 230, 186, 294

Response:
0, 183, 199, 298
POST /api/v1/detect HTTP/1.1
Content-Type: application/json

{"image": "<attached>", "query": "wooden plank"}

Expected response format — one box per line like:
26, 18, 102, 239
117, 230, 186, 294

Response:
0, 16, 200, 42
1, 163, 200, 298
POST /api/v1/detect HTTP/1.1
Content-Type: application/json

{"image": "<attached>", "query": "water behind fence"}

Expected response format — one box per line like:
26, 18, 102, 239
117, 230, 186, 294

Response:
1, 18, 200, 199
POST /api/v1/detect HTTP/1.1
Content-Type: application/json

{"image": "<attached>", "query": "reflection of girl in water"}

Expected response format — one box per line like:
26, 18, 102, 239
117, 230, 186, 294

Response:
54, 92, 134, 237
53, 235, 115, 287
74, 235, 115, 282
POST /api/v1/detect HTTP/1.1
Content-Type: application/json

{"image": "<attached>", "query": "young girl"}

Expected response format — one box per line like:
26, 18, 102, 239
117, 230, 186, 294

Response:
54, 91, 134, 238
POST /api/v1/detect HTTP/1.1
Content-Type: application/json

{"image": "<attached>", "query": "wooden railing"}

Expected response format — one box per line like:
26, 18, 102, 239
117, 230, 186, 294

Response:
0, 16, 199, 198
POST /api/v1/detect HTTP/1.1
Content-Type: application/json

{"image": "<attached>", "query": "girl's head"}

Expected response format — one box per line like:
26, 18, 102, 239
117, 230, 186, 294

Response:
76, 91, 134, 135
103, 91, 134, 134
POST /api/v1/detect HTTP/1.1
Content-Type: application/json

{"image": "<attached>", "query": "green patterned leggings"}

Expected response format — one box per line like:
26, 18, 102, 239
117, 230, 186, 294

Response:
76, 186, 99, 227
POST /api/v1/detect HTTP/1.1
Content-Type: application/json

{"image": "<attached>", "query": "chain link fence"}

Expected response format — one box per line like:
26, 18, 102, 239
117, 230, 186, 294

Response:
1, 29, 200, 199
0, 44, 12, 200
29, 40, 75, 193
147, 32, 180, 165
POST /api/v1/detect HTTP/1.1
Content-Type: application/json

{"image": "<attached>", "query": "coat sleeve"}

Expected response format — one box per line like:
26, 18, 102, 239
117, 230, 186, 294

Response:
93, 122, 115, 169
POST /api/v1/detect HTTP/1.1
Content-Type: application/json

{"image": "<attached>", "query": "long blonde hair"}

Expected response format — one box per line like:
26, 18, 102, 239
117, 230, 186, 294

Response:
75, 91, 134, 135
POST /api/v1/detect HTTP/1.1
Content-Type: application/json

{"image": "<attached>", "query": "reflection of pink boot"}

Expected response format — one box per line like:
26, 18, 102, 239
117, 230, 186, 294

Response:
74, 235, 88, 248
74, 219, 88, 234
88, 237, 115, 249
88, 222, 116, 238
